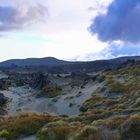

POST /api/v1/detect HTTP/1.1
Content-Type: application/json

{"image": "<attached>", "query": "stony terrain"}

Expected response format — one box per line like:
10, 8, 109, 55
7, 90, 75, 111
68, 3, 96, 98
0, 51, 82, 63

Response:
0, 59, 140, 140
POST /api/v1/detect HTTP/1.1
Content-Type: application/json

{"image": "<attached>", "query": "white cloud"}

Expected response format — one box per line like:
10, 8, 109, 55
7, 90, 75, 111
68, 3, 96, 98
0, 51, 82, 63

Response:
0, 30, 108, 61
43, 31, 108, 60
0, 0, 114, 61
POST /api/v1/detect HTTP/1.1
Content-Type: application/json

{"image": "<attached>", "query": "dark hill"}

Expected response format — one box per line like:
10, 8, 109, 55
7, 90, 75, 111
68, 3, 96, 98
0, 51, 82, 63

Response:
0, 57, 73, 67
0, 56, 140, 73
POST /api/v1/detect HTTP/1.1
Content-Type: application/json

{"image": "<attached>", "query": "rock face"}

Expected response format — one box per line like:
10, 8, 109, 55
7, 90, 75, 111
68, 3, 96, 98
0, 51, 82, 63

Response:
30, 73, 50, 90
30, 73, 63, 98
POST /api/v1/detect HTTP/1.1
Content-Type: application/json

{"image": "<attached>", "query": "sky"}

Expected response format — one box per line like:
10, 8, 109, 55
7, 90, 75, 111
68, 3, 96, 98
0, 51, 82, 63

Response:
0, 0, 140, 62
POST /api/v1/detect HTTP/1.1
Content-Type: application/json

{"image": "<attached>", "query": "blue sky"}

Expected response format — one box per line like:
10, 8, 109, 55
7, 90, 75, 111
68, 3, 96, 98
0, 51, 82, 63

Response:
0, 0, 140, 62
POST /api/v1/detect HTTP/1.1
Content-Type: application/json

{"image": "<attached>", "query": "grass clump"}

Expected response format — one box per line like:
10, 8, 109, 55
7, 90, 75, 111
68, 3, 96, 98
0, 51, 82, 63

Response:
37, 83, 62, 98
107, 116, 129, 130
107, 79, 125, 93
80, 96, 106, 112
0, 129, 10, 139
37, 121, 78, 140
0, 113, 56, 139
68, 125, 98, 140
120, 114, 140, 140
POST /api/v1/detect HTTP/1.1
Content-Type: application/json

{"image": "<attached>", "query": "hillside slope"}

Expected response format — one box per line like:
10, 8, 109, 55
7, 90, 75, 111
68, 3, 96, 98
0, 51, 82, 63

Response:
0, 60, 140, 140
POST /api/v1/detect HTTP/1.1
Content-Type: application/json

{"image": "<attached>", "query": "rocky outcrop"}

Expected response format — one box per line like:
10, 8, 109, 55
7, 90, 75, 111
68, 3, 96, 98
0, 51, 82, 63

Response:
30, 73, 49, 90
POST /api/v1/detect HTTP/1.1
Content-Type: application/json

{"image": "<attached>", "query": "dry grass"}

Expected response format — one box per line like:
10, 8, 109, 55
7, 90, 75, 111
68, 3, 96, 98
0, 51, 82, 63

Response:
0, 113, 56, 139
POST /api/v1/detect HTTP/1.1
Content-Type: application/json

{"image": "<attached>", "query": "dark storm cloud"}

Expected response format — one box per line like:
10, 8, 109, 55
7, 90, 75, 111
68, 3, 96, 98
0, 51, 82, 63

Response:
89, 0, 140, 43
0, 4, 48, 31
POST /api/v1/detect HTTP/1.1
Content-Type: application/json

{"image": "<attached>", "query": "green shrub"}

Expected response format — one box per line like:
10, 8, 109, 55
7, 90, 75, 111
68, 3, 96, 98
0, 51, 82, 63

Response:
107, 79, 125, 93
0, 129, 10, 139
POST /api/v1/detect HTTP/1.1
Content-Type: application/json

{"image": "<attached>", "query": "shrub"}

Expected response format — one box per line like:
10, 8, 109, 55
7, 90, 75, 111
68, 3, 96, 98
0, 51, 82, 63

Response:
97, 75, 106, 83
80, 96, 106, 112
133, 97, 140, 108
107, 116, 129, 130
37, 83, 62, 98
0, 80, 11, 90
107, 79, 125, 93
0, 113, 56, 139
37, 121, 78, 140
68, 125, 101, 140
69, 103, 75, 107
131, 67, 140, 76
0, 129, 10, 139
120, 114, 140, 140
85, 111, 112, 122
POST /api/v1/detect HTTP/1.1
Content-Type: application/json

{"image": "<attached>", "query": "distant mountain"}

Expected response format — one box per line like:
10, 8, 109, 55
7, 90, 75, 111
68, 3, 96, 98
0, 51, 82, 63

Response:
0, 57, 73, 67
112, 56, 140, 62
0, 56, 140, 73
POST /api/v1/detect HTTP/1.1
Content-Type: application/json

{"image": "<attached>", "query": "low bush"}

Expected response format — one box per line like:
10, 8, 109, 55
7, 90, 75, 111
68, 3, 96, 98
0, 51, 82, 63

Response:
107, 79, 125, 93
37, 121, 78, 140
0, 129, 10, 139
37, 83, 62, 98
120, 114, 140, 140
80, 96, 106, 112
0, 113, 56, 139
69, 125, 98, 140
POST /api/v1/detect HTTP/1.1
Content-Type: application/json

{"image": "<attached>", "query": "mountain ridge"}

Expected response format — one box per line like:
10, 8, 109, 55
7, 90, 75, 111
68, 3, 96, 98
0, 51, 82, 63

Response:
0, 56, 140, 73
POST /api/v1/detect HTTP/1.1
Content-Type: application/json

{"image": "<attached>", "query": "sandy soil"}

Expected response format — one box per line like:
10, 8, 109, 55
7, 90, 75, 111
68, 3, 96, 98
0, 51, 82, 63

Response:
1, 79, 101, 116
0, 72, 103, 116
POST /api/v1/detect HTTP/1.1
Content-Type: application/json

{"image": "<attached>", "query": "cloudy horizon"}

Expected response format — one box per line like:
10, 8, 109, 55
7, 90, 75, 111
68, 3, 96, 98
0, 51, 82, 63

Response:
0, 0, 140, 62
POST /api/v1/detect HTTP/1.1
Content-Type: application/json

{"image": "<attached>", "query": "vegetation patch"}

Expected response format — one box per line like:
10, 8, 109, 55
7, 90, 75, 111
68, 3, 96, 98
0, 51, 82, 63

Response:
106, 79, 126, 94
0, 113, 56, 139
37, 121, 78, 140
0, 79, 11, 90
80, 96, 106, 112
37, 83, 62, 98
120, 114, 140, 140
